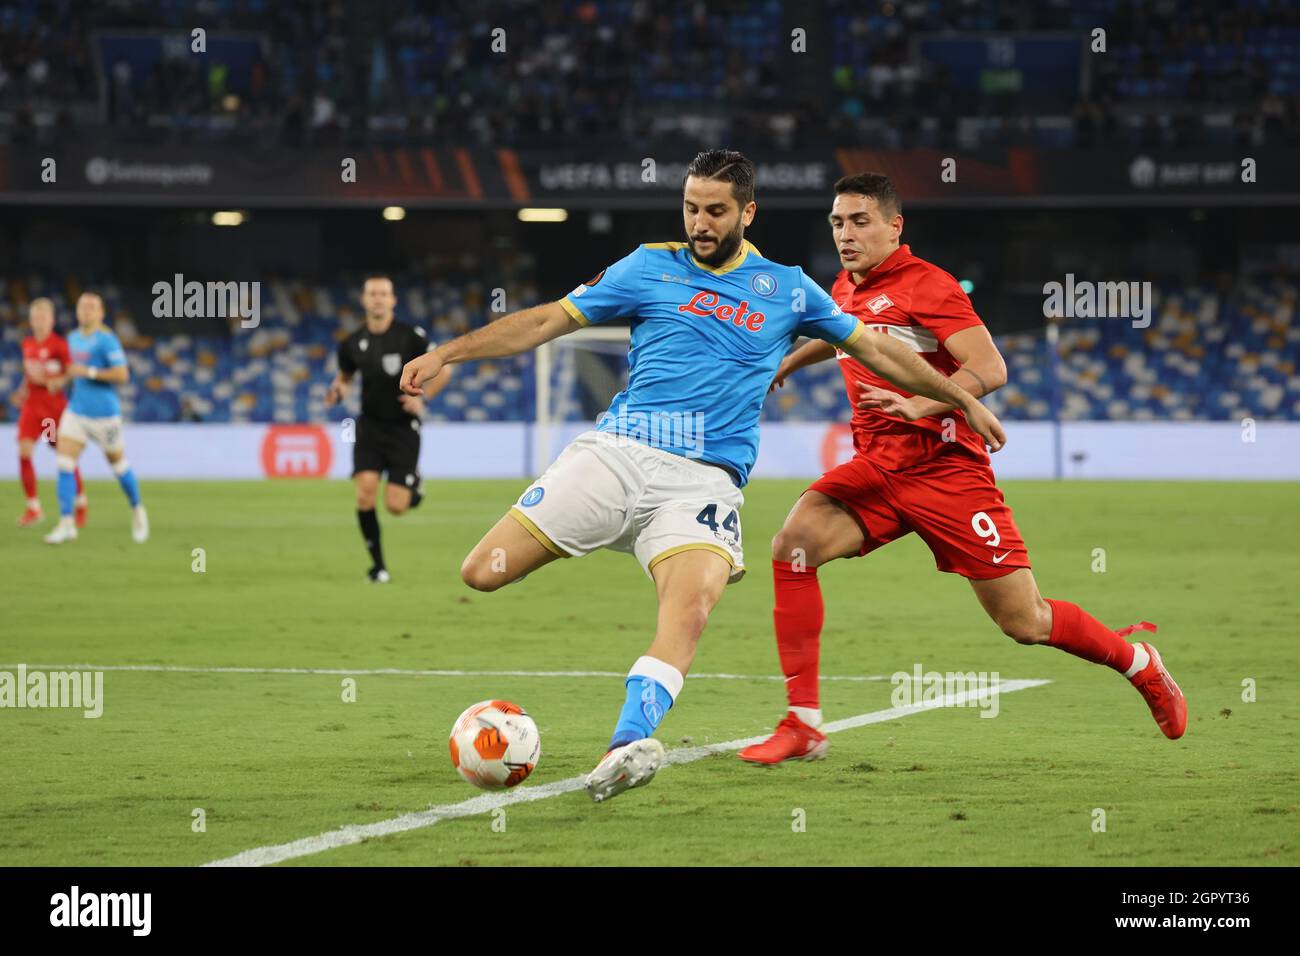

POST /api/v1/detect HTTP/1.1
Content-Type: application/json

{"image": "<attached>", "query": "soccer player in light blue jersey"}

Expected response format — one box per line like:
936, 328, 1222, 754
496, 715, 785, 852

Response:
401, 150, 1005, 802
44, 292, 148, 545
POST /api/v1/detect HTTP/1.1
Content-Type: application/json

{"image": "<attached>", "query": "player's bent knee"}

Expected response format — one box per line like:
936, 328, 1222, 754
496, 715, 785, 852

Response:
384, 486, 412, 515
771, 525, 826, 568
998, 611, 1049, 645
672, 589, 717, 640
460, 553, 506, 592
1001, 623, 1038, 645
687, 602, 713, 639
688, 591, 714, 623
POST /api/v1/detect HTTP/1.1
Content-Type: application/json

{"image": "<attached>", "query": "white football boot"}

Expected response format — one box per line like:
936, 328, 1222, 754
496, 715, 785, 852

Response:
131, 505, 149, 543
585, 738, 665, 803
44, 517, 78, 545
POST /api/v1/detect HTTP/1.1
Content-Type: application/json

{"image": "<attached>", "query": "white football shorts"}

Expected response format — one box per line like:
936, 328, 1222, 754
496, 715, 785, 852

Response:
58, 410, 126, 454
509, 430, 745, 584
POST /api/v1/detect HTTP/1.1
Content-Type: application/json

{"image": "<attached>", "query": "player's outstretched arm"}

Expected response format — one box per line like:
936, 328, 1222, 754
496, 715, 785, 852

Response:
401, 301, 580, 395
861, 325, 1007, 419
397, 364, 454, 417
421, 363, 453, 400
772, 338, 837, 390
842, 326, 1006, 451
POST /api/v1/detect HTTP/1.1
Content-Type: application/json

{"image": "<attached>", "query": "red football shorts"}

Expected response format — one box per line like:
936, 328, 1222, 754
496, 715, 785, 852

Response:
808, 451, 1030, 579
18, 399, 65, 444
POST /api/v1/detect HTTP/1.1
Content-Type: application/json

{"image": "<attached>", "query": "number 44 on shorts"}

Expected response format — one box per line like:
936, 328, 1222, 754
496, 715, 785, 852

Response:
696, 504, 740, 541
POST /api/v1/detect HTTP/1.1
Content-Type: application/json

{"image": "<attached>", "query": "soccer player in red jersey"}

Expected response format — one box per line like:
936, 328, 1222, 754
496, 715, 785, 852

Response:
12, 298, 86, 527
739, 173, 1186, 763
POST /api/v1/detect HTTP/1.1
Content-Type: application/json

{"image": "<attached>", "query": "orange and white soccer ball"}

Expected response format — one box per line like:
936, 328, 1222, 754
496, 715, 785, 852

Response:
449, 700, 541, 789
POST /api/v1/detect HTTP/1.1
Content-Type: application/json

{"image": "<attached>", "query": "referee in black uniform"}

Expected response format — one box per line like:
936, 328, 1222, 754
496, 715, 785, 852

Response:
326, 275, 451, 582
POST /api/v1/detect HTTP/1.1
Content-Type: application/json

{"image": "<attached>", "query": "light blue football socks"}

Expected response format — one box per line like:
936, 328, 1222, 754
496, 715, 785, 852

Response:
609, 655, 684, 750
113, 457, 141, 507
56, 456, 78, 516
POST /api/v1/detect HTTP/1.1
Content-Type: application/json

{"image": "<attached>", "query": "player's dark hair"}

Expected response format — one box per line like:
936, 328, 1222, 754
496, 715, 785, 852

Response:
685, 149, 756, 207
362, 274, 395, 289
834, 172, 902, 218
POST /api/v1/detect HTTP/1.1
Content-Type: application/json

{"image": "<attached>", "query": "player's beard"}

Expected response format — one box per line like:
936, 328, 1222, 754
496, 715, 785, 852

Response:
688, 220, 744, 267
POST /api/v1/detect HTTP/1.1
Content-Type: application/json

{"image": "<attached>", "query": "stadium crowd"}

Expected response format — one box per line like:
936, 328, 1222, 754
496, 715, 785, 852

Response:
1, 0, 1296, 148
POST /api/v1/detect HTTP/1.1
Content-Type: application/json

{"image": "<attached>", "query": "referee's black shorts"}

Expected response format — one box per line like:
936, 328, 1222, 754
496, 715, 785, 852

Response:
353, 415, 421, 487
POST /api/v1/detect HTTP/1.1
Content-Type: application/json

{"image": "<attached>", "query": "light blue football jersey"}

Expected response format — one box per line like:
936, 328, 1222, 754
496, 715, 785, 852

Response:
560, 240, 862, 486
67, 327, 127, 418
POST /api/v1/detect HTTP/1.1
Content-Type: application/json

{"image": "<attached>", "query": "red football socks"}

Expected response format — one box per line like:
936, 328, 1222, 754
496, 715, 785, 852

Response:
1045, 598, 1136, 672
20, 456, 37, 500
773, 560, 824, 709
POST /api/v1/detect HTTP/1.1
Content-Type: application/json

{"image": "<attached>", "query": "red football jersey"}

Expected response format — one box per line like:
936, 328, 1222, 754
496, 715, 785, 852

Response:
830, 244, 986, 470
21, 332, 71, 411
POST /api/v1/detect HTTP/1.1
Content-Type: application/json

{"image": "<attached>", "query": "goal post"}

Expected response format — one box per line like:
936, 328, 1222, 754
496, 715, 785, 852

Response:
534, 325, 631, 473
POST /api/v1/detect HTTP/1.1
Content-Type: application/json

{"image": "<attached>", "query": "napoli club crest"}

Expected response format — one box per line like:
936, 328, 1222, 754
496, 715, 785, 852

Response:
520, 487, 545, 507
382, 353, 402, 376
750, 272, 778, 297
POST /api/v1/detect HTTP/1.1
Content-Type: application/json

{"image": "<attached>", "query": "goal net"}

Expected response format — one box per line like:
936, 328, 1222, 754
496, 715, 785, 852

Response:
533, 325, 632, 473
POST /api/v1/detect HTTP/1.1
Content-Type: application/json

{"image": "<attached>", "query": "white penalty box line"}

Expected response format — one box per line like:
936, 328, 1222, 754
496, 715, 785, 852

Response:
203, 678, 1051, 868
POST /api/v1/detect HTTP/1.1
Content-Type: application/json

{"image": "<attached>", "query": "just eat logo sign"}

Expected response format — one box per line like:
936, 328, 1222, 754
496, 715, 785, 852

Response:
677, 291, 766, 332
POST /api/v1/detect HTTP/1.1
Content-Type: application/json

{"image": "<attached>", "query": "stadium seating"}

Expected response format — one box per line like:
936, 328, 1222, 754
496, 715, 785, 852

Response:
764, 277, 1300, 422
4, 0, 1296, 148
0, 275, 537, 425
3, 276, 1296, 423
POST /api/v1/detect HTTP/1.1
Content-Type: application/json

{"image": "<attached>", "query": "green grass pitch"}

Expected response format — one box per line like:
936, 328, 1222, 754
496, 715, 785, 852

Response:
2, 477, 1296, 866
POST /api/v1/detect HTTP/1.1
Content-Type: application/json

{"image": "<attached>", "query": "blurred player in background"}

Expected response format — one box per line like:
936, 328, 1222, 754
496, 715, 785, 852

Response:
739, 173, 1186, 766
326, 275, 452, 583
401, 150, 1006, 802
13, 298, 86, 527
44, 292, 147, 545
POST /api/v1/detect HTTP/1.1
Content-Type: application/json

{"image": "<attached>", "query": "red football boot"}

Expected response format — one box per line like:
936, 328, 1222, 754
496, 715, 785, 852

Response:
17, 505, 42, 527
1119, 623, 1187, 740
738, 712, 828, 765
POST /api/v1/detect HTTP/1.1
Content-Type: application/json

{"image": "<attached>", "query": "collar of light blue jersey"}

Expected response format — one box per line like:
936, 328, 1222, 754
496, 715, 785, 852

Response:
687, 239, 760, 276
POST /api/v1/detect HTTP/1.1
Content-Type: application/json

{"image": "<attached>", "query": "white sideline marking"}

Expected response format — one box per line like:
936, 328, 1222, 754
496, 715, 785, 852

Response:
0, 663, 890, 682
203, 678, 1051, 867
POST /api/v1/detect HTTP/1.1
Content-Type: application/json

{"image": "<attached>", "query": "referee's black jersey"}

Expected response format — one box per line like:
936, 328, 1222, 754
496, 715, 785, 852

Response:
337, 319, 431, 422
